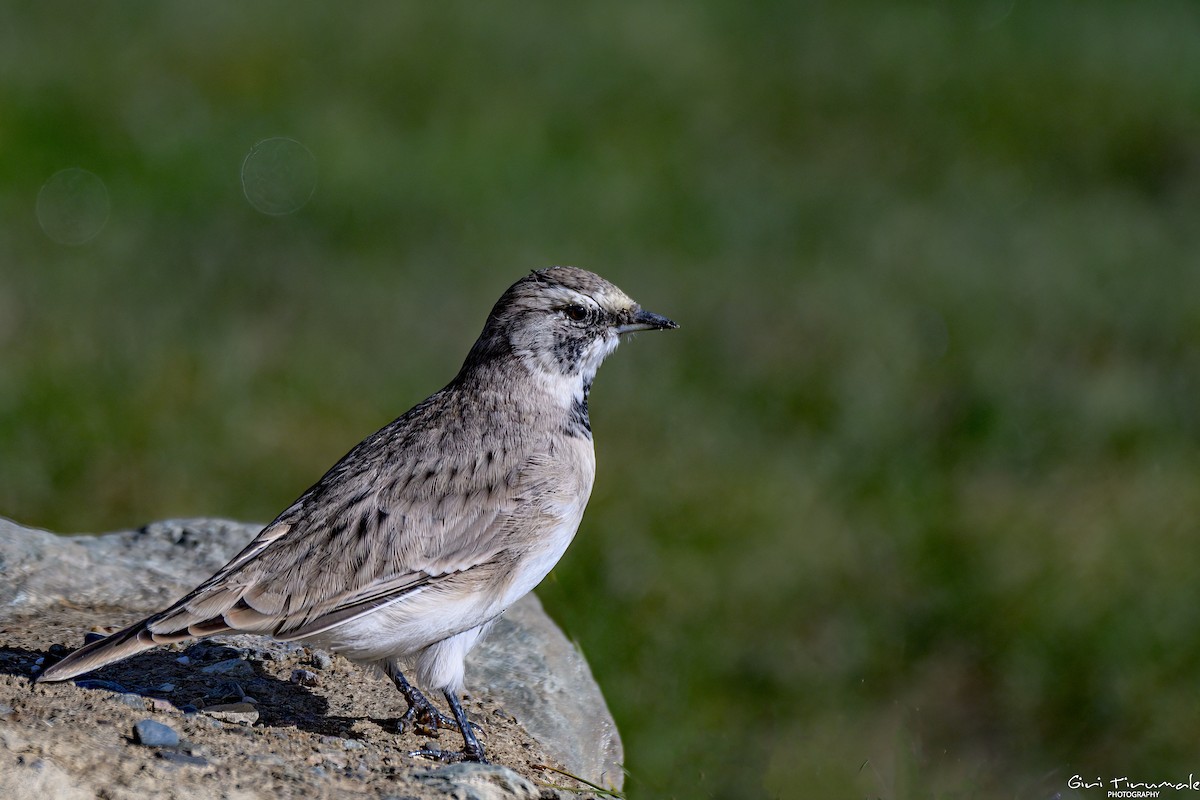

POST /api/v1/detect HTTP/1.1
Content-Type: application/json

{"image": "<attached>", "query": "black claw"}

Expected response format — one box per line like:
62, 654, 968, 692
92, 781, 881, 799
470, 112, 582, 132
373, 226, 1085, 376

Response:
391, 671, 453, 735
398, 701, 458, 736
388, 676, 482, 753
408, 745, 488, 764
389, 671, 487, 763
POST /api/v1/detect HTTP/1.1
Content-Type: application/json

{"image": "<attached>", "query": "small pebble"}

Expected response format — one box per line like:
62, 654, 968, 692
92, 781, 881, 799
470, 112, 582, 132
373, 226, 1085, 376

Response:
156, 683, 175, 693
311, 651, 333, 670
116, 694, 148, 711
206, 680, 246, 702
133, 718, 180, 747
155, 750, 208, 767
251, 646, 284, 662
0, 703, 15, 721
342, 738, 364, 750
83, 632, 108, 644
199, 658, 254, 677
47, 643, 70, 657
175, 655, 191, 666
290, 668, 319, 686
201, 701, 259, 725
188, 643, 239, 662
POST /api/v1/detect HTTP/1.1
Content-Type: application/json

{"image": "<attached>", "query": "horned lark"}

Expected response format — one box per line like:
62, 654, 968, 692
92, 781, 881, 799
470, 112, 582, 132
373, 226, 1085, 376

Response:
37, 266, 677, 763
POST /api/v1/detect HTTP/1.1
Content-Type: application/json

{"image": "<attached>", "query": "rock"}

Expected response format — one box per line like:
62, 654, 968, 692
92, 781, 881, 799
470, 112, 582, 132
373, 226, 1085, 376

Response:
201, 702, 260, 725
116, 693, 148, 710
0, 518, 262, 614
133, 719, 181, 747
290, 668, 319, 686
0, 517, 622, 798
200, 658, 255, 678
155, 750, 210, 767
412, 763, 541, 800
205, 680, 247, 703
471, 594, 625, 789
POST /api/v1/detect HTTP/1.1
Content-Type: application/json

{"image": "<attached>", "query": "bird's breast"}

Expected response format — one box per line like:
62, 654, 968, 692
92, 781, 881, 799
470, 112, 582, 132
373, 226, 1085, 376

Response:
485, 432, 595, 607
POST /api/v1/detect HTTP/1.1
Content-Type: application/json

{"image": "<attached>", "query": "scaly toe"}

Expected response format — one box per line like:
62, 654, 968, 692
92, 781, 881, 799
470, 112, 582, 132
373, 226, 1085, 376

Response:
409, 745, 488, 764
399, 704, 458, 736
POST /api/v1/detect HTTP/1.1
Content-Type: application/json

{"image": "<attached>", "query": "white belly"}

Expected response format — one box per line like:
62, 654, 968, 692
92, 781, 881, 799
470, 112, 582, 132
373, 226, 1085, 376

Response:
304, 500, 587, 663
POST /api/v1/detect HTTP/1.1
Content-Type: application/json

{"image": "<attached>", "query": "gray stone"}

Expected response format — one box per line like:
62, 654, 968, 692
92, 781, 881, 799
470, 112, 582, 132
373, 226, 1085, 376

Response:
0, 517, 264, 615
411, 763, 541, 800
155, 749, 209, 767
201, 702, 260, 725
199, 658, 255, 678
290, 668, 319, 686
469, 593, 625, 789
133, 719, 180, 747
116, 693, 148, 710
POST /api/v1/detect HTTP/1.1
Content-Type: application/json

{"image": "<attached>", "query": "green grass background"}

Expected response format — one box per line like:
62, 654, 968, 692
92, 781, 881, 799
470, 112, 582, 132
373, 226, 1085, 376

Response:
4, 2, 1200, 797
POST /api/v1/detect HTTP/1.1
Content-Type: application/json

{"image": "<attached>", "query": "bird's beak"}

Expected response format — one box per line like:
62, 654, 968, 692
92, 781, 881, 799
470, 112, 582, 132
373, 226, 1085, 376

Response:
617, 308, 679, 335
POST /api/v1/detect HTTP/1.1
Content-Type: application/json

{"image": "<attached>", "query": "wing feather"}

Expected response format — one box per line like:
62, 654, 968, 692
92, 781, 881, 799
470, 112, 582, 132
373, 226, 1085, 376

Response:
40, 384, 580, 682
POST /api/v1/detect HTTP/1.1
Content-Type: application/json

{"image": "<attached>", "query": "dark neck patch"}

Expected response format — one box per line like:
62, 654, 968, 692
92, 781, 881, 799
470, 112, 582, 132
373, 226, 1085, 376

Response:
552, 331, 589, 375
566, 379, 593, 438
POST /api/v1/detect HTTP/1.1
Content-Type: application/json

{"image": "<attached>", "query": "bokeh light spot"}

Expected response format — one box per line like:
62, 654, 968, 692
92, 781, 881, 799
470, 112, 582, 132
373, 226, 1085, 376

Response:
241, 137, 318, 216
36, 168, 110, 246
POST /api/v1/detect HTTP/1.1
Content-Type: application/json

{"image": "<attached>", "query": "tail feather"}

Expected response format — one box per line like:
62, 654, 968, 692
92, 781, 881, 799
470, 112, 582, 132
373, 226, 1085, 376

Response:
36, 616, 194, 683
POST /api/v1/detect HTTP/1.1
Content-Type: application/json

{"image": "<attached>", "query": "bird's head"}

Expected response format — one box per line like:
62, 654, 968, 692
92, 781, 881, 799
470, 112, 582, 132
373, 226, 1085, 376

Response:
464, 266, 678, 395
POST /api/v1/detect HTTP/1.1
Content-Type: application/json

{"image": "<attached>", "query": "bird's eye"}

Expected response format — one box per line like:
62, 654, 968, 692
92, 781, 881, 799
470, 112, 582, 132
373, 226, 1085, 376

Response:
563, 304, 589, 322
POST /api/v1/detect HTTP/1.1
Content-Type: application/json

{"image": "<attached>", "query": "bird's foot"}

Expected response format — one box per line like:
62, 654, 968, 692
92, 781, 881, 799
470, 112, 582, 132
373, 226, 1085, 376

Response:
390, 673, 486, 759
399, 698, 460, 737
408, 742, 488, 764
391, 672, 481, 737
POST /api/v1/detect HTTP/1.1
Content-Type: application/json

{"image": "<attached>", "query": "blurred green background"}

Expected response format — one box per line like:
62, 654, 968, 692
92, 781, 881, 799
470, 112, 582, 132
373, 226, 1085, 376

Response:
4, 2, 1200, 797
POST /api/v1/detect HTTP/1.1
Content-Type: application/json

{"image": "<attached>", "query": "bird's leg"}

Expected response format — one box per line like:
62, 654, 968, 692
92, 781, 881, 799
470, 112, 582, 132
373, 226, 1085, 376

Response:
390, 671, 458, 735
445, 689, 487, 762
408, 689, 487, 764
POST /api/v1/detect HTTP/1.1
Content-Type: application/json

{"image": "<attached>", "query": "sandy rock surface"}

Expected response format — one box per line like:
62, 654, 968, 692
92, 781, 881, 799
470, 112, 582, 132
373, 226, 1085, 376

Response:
0, 518, 623, 799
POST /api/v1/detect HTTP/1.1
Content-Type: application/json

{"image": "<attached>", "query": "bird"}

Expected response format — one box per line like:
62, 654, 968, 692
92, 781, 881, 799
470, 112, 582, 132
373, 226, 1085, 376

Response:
36, 266, 677, 764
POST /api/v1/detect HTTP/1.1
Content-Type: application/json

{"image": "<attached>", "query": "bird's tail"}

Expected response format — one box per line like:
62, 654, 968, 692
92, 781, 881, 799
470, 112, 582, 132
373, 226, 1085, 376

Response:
36, 615, 193, 683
